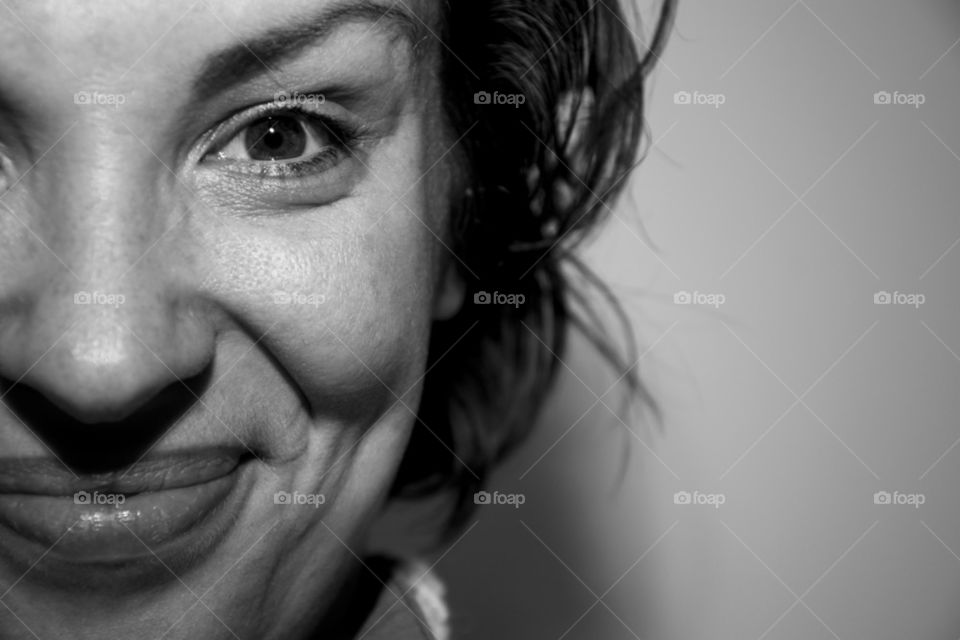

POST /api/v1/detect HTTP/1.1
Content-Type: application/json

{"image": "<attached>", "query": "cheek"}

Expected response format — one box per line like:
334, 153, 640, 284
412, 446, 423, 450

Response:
199, 195, 439, 422
318, 214, 436, 404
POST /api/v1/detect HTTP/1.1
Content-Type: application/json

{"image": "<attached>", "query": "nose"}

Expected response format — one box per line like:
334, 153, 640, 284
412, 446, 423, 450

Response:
3, 293, 212, 425
0, 125, 214, 428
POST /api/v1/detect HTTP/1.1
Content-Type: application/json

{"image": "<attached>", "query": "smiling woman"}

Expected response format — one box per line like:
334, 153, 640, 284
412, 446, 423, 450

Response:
0, 0, 673, 638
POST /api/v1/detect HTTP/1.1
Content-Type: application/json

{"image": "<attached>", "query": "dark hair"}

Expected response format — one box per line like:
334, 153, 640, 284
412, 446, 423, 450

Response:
391, 0, 676, 533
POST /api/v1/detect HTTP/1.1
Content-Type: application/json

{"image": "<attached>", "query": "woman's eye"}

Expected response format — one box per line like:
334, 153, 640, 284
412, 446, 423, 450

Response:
200, 106, 366, 184
212, 113, 337, 164
245, 116, 308, 161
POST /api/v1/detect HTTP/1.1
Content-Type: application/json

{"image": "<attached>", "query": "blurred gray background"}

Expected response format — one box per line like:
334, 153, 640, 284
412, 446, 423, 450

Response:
436, 1, 960, 638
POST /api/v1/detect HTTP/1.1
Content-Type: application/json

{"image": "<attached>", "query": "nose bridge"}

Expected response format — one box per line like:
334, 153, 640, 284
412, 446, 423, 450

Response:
35, 121, 178, 350
42, 120, 171, 281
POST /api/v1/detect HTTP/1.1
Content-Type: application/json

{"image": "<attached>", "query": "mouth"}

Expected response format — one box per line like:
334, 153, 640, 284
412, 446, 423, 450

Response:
0, 448, 254, 587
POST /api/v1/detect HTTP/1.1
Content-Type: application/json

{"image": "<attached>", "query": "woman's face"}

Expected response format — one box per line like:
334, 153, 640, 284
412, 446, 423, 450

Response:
0, 0, 461, 637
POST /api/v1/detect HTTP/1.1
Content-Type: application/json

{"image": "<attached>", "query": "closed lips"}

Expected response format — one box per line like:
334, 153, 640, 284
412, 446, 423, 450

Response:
0, 448, 252, 571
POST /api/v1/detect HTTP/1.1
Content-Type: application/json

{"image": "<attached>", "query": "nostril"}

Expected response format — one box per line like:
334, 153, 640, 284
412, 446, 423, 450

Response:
0, 367, 211, 474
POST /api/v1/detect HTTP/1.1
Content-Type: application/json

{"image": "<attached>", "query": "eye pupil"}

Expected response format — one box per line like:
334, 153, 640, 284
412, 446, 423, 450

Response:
245, 116, 306, 161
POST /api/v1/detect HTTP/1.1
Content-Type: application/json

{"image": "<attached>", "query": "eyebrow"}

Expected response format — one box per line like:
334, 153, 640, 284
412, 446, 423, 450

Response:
191, 0, 428, 101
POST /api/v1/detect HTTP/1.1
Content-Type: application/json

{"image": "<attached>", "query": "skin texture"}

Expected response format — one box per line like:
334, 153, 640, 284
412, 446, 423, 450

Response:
0, 0, 464, 637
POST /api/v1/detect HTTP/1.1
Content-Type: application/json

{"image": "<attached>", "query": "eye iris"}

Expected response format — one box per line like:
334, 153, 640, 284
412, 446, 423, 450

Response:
244, 116, 307, 161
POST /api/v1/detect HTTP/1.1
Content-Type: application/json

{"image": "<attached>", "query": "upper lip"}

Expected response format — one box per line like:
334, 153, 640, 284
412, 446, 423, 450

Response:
0, 448, 245, 497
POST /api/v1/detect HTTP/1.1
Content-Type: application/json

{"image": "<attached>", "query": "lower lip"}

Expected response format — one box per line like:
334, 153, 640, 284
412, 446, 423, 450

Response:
0, 461, 250, 580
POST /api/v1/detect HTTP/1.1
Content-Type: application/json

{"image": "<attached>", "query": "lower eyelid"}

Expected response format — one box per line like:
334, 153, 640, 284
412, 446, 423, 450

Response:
209, 147, 344, 179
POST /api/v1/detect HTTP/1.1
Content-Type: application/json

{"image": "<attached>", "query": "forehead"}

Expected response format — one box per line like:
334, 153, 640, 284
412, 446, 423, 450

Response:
0, 0, 435, 90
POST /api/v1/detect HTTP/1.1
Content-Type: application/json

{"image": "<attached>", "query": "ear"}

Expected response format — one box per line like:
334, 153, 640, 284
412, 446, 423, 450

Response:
432, 258, 466, 320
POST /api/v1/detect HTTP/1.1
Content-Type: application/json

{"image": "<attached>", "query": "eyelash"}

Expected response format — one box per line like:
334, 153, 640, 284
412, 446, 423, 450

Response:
203, 104, 366, 180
